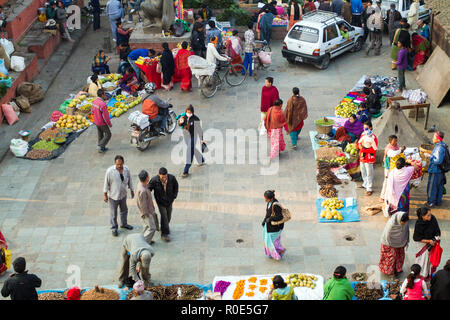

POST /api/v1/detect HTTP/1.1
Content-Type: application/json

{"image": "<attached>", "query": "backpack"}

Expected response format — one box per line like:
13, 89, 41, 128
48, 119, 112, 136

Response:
439, 144, 450, 173
271, 202, 291, 225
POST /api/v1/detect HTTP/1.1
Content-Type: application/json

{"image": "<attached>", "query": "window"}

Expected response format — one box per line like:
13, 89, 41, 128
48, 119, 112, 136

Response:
404, 0, 411, 11
288, 25, 320, 43
323, 24, 338, 42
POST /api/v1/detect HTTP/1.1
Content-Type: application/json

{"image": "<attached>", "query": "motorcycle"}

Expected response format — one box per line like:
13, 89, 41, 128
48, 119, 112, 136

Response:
129, 94, 177, 151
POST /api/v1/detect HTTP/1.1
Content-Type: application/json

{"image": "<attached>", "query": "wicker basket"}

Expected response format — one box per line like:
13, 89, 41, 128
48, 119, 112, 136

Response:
316, 123, 333, 135
75, 109, 91, 117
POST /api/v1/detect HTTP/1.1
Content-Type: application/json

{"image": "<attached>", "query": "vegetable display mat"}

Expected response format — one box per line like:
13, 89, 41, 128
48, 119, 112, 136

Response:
316, 198, 360, 223
213, 273, 324, 300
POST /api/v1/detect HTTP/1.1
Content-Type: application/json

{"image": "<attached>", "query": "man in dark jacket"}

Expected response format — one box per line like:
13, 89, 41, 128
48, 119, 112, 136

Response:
90, 0, 101, 31
1, 257, 41, 300
148, 167, 179, 242
191, 23, 206, 58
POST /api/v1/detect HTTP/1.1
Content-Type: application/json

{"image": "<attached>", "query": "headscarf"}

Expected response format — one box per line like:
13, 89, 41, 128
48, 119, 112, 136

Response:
344, 118, 364, 137
133, 280, 145, 293
284, 95, 308, 132
381, 212, 410, 248
66, 287, 81, 300
265, 105, 286, 130
413, 214, 441, 242
385, 166, 415, 209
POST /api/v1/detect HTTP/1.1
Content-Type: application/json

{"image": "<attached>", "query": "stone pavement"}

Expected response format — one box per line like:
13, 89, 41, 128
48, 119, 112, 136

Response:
0, 27, 449, 296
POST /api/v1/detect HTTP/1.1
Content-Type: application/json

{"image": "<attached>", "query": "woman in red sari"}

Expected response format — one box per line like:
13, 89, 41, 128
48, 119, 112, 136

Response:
0, 231, 8, 275
226, 30, 243, 72
175, 41, 193, 92
411, 33, 430, 70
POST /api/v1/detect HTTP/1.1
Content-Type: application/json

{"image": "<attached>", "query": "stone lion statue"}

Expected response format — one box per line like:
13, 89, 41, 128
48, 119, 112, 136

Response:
141, 0, 175, 32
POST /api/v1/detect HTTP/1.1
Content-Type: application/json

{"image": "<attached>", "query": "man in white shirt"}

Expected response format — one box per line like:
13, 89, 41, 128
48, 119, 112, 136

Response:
104, 155, 135, 236
206, 37, 229, 66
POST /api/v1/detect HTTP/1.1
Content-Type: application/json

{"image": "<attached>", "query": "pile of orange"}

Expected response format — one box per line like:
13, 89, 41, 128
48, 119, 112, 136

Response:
232, 280, 246, 300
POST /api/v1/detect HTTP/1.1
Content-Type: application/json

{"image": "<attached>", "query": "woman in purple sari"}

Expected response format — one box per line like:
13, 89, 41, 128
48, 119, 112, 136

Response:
335, 114, 364, 143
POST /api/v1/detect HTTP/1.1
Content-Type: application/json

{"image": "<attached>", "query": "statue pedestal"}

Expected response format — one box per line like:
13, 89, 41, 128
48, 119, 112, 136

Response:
129, 22, 192, 51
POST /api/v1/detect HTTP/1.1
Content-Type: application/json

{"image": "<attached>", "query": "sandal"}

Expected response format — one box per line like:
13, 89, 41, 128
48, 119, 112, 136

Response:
366, 191, 373, 196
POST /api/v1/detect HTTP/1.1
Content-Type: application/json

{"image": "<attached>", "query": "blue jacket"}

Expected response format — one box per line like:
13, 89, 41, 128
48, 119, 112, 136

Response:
357, 109, 370, 124
428, 142, 446, 174
351, 0, 363, 14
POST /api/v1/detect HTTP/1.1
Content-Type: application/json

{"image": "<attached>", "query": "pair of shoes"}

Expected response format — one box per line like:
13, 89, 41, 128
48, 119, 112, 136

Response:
112, 230, 118, 237
120, 224, 134, 230
159, 130, 166, 136
366, 191, 373, 196
161, 236, 171, 242
181, 173, 189, 178
98, 147, 109, 153
196, 162, 205, 167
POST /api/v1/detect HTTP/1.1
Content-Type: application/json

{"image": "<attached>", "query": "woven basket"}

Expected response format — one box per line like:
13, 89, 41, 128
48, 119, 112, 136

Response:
75, 109, 91, 117
316, 123, 333, 135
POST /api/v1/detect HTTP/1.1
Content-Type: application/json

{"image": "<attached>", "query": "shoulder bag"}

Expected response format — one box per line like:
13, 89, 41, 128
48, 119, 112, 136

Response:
271, 201, 291, 225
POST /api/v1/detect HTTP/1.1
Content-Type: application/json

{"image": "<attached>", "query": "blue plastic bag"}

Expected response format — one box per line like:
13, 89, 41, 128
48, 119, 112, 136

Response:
0, 59, 8, 76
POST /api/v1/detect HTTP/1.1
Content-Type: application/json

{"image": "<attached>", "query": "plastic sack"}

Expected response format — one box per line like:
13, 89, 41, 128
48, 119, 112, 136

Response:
15, 95, 31, 113
10, 139, 29, 157
0, 38, 14, 56
258, 51, 272, 65
0, 59, 8, 75
51, 110, 63, 122
2, 104, 19, 125
11, 56, 25, 72
59, 99, 72, 113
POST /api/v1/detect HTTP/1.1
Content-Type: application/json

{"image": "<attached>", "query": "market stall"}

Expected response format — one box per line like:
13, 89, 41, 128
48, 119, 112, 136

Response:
213, 273, 324, 300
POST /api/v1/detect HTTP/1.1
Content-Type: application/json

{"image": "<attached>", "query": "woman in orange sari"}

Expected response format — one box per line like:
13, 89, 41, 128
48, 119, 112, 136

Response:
174, 41, 193, 92
226, 30, 243, 72
265, 99, 286, 159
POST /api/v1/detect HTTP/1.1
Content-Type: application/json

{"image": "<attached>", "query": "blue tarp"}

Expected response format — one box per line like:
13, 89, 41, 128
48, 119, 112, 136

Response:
316, 198, 360, 223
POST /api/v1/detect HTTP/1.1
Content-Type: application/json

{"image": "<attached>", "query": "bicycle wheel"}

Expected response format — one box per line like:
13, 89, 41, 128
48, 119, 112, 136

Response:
263, 45, 272, 52
225, 64, 247, 87
200, 73, 219, 98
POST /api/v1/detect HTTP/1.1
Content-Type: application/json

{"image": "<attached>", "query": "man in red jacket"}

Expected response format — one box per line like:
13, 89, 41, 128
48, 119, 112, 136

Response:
356, 121, 378, 196
92, 89, 113, 153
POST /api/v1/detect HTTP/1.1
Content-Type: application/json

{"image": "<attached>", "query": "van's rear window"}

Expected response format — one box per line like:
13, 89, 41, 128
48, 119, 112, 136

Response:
288, 25, 319, 43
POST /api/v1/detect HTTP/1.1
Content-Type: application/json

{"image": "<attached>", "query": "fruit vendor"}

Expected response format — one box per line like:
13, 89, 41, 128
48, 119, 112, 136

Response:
1, 257, 42, 301
356, 121, 378, 196
119, 67, 140, 94
130, 280, 153, 300
268, 275, 298, 300
128, 48, 150, 80
88, 74, 102, 98
118, 233, 154, 288
323, 266, 355, 300
335, 115, 364, 143
92, 50, 111, 75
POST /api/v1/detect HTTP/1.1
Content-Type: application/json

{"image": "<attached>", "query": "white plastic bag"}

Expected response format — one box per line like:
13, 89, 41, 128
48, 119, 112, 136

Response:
0, 38, 14, 56
0, 59, 7, 75
10, 56, 25, 72
10, 139, 28, 157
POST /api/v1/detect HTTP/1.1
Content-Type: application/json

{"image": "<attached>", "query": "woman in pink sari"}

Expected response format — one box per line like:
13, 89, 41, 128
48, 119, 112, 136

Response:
383, 157, 419, 217
265, 99, 286, 159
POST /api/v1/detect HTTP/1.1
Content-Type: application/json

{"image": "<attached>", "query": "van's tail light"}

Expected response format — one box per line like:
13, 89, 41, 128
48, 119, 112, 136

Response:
313, 49, 320, 56
282, 42, 287, 50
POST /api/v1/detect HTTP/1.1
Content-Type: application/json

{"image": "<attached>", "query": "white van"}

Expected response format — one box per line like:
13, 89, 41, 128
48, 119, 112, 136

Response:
282, 11, 364, 70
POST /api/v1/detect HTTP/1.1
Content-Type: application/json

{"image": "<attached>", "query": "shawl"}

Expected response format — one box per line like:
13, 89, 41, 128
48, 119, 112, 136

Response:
265, 106, 286, 130
385, 166, 414, 209
226, 36, 242, 57
175, 48, 192, 70
412, 34, 430, 53
260, 85, 279, 112
161, 49, 175, 74
344, 119, 364, 138
383, 142, 399, 162
381, 211, 410, 248
413, 215, 441, 242
323, 278, 354, 300
284, 95, 308, 132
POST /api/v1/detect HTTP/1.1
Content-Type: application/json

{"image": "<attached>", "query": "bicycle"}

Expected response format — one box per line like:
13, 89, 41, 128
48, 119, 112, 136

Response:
199, 60, 248, 98
252, 40, 272, 81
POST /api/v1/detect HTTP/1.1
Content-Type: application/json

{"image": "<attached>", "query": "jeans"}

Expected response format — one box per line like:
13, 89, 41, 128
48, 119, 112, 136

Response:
183, 136, 204, 174
109, 14, 122, 41
360, 162, 374, 192
242, 52, 253, 76
397, 68, 405, 91
128, 57, 141, 80
427, 172, 444, 205
96, 125, 111, 149
157, 204, 172, 236
128, 0, 143, 21
109, 197, 128, 230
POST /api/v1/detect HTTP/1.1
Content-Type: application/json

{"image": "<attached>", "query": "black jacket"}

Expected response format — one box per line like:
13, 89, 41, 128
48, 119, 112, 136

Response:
148, 174, 179, 207
191, 29, 205, 51
430, 269, 450, 300
1, 271, 42, 300
262, 199, 284, 233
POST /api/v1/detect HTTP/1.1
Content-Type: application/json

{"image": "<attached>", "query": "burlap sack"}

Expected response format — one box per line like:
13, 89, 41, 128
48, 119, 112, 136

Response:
15, 95, 31, 113
17, 82, 45, 104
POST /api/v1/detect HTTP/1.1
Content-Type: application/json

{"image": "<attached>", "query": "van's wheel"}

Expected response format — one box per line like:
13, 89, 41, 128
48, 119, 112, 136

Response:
351, 38, 363, 52
314, 54, 330, 70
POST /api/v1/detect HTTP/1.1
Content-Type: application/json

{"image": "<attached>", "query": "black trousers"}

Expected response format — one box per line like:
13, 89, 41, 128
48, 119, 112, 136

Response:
352, 14, 362, 27
93, 11, 101, 30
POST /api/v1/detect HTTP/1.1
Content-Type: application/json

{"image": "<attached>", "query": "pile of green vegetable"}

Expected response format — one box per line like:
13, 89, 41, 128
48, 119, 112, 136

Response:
315, 118, 335, 126
32, 140, 60, 151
